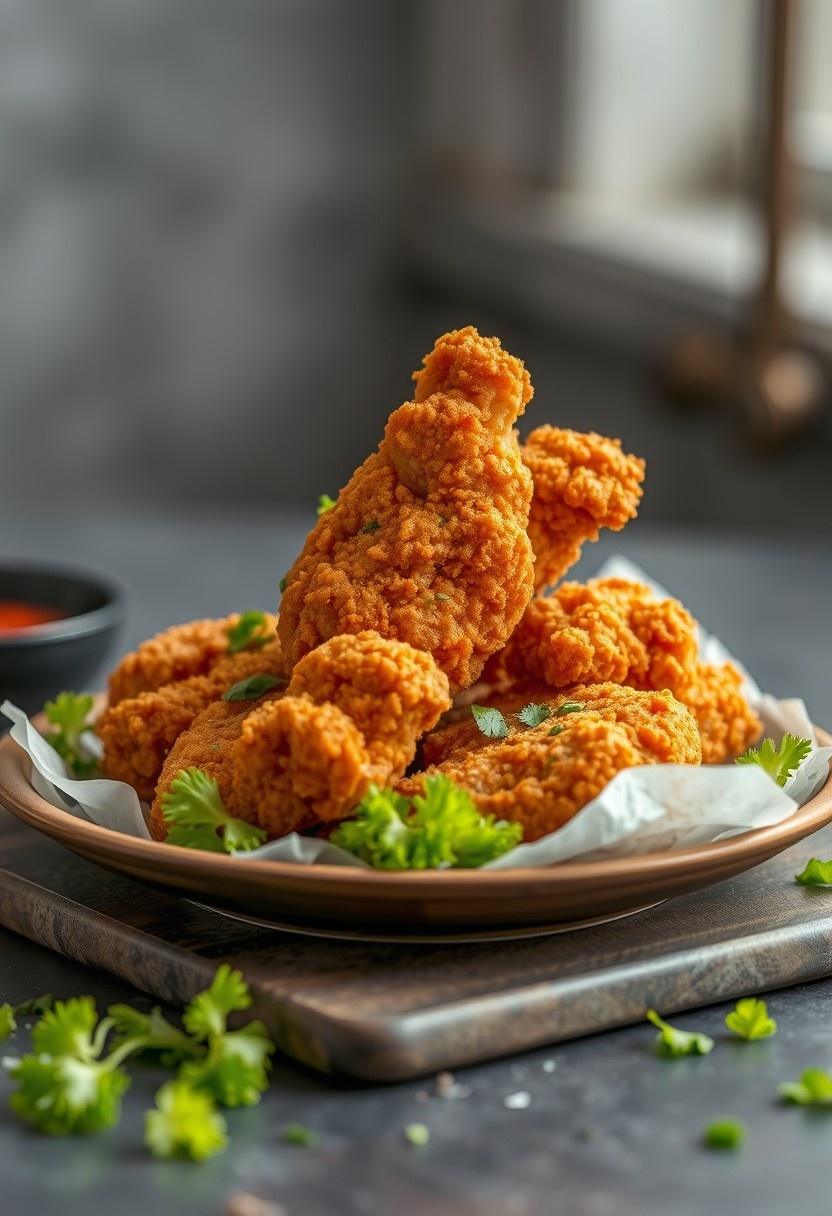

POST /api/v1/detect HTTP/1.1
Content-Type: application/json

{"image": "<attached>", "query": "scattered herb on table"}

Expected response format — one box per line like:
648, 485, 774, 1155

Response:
223, 673, 284, 702
703, 1118, 744, 1150
517, 703, 552, 728
471, 705, 509, 739
14, 994, 54, 1018
161, 767, 266, 854
331, 774, 521, 870
735, 734, 812, 787
226, 611, 270, 654
779, 1068, 832, 1106
404, 1122, 430, 1147
281, 1122, 318, 1146
794, 858, 832, 886
725, 997, 777, 1041
0, 1003, 16, 1042
646, 1009, 714, 1058
42, 692, 97, 777
317, 493, 336, 516
107, 1003, 202, 1067
145, 1079, 228, 1161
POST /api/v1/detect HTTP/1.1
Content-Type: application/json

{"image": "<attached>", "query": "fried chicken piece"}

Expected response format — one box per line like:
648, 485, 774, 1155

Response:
108, 613, 278, 706
521, 427, 645, 590
277, 327, 535, 693
680, 661, 761, 765
150, 632, 450, 842
402, 684, 701, 841
99, 639, 286, 800
485, 578, 698, 693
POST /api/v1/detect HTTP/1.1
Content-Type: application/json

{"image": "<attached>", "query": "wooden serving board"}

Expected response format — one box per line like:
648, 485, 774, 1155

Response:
2, 805, 832, 1082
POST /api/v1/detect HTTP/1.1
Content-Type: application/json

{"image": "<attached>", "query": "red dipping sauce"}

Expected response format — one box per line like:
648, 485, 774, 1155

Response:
0, 600, 66, 632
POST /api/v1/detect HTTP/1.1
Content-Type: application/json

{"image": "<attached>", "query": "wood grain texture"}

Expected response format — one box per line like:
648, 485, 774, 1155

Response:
2, 806, 832, 1080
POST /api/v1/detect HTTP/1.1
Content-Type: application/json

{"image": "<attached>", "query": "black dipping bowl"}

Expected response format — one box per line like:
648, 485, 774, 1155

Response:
0, 564, 125, 714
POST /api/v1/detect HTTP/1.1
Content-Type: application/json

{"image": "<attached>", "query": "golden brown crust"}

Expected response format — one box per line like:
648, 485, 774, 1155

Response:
277, 328, 535, 693
678, 661, 762, 764
150, 632, 450, 842
522, 427, 645, 590
107, 613, 278, 706
403, 685, 701, 841
99, 639, 286, 800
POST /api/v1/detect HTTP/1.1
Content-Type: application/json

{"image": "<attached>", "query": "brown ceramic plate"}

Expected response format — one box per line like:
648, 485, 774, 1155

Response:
1, 727, 830, 941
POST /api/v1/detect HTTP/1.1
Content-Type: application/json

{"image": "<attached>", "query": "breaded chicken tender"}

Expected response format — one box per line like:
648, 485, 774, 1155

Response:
150, 632, 450, 842
277, 328, 535, 693
108, 613, 278, 706
99, 639, 286, 800
680, 661, 762, 765
521, 427, 645, 590
485, 578, 698, 693
402, 685, 701, 841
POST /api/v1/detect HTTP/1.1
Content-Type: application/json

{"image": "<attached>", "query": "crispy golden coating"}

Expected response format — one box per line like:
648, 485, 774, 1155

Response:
277, 328, 535, 693
522, 427, 645, 590
108, 614, 278, 706
99, 639, 286, 800
150, 632, 451, 842
485, 578, 698, 692
402, 685, 701, 841
679, 661, 762, 765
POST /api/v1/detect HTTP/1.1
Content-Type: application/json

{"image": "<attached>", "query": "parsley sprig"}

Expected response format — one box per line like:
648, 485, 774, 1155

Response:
736, 734, 812, 787
145, 1080, 228, 1161
161, 768, 266, 854
42, 692, 97, 777
331, 775, 521, 869
725, 998, 777, 1041
226, 611, 270, 654
646, 1009, 714, 1058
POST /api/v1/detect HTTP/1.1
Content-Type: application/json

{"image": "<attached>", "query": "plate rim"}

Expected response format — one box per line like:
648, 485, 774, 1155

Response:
1, 725, 830, 898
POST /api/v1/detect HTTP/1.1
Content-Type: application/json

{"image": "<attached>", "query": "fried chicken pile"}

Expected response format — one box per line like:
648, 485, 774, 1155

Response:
96, 326, 761, 849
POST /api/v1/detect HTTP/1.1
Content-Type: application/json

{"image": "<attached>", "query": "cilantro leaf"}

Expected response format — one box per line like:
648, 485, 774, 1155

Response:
145, 1080, 227, 1161
517, 703, 552, 728
317, 493, 336, 516
779, 1068, 832, 1106
282, 1122, 318, 1146
33, 996, 102, 1060
471, 705, 509, 739
161, 768, 266, 854
736, 734, 812, 786
724, 997, 777, 1041
404, 1122, 430, 1147
223, 673, 284, 702
226, 611, 270, 654
331, 775, 522, 870
0, 1004, 16, 1042
704, 1118, 744, 1150
556, 700, 585, 716
646, 1009, 714, 1058
795, 858, 832, 886
181, 967, 274, 1108
183, 965, 251, 1041
42, 692, 97, 777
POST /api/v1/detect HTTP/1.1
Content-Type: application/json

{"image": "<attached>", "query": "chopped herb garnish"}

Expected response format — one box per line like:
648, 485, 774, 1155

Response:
361, 519, 381, 534
547, 725, 565, 738
404, 1122, 430, 1147
317, 493, 336, 516
161, 768, 266, 854
556, 700, 585, 716
180, 965, 274, 1108
281, 1122, 318, 1146
779, 1068, 832, 1106
471, 705, 509, 739
434, 593, 449, 602
14, 994, 54, 1018
145, 1080, 227, 1161
646, 1009, 714, 1058
724, 997, 777, 1041
279, 577, 287, 595
795, 858, 832, 886
226, 611, 270, 654
223, 673, 284, 702
0, 1004, 16, 1042
42, 692, 97, 777
736, 734, 812, 787
518, 703, 552, 728
703, 1119, 744, 1150
331, 775, 521, 869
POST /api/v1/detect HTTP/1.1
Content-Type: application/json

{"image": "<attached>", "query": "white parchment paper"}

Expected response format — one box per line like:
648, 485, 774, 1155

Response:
3, 558, 830, 870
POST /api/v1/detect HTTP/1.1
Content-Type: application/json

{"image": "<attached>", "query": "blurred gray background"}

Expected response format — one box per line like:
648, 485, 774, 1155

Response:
1, 0, 831, 532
